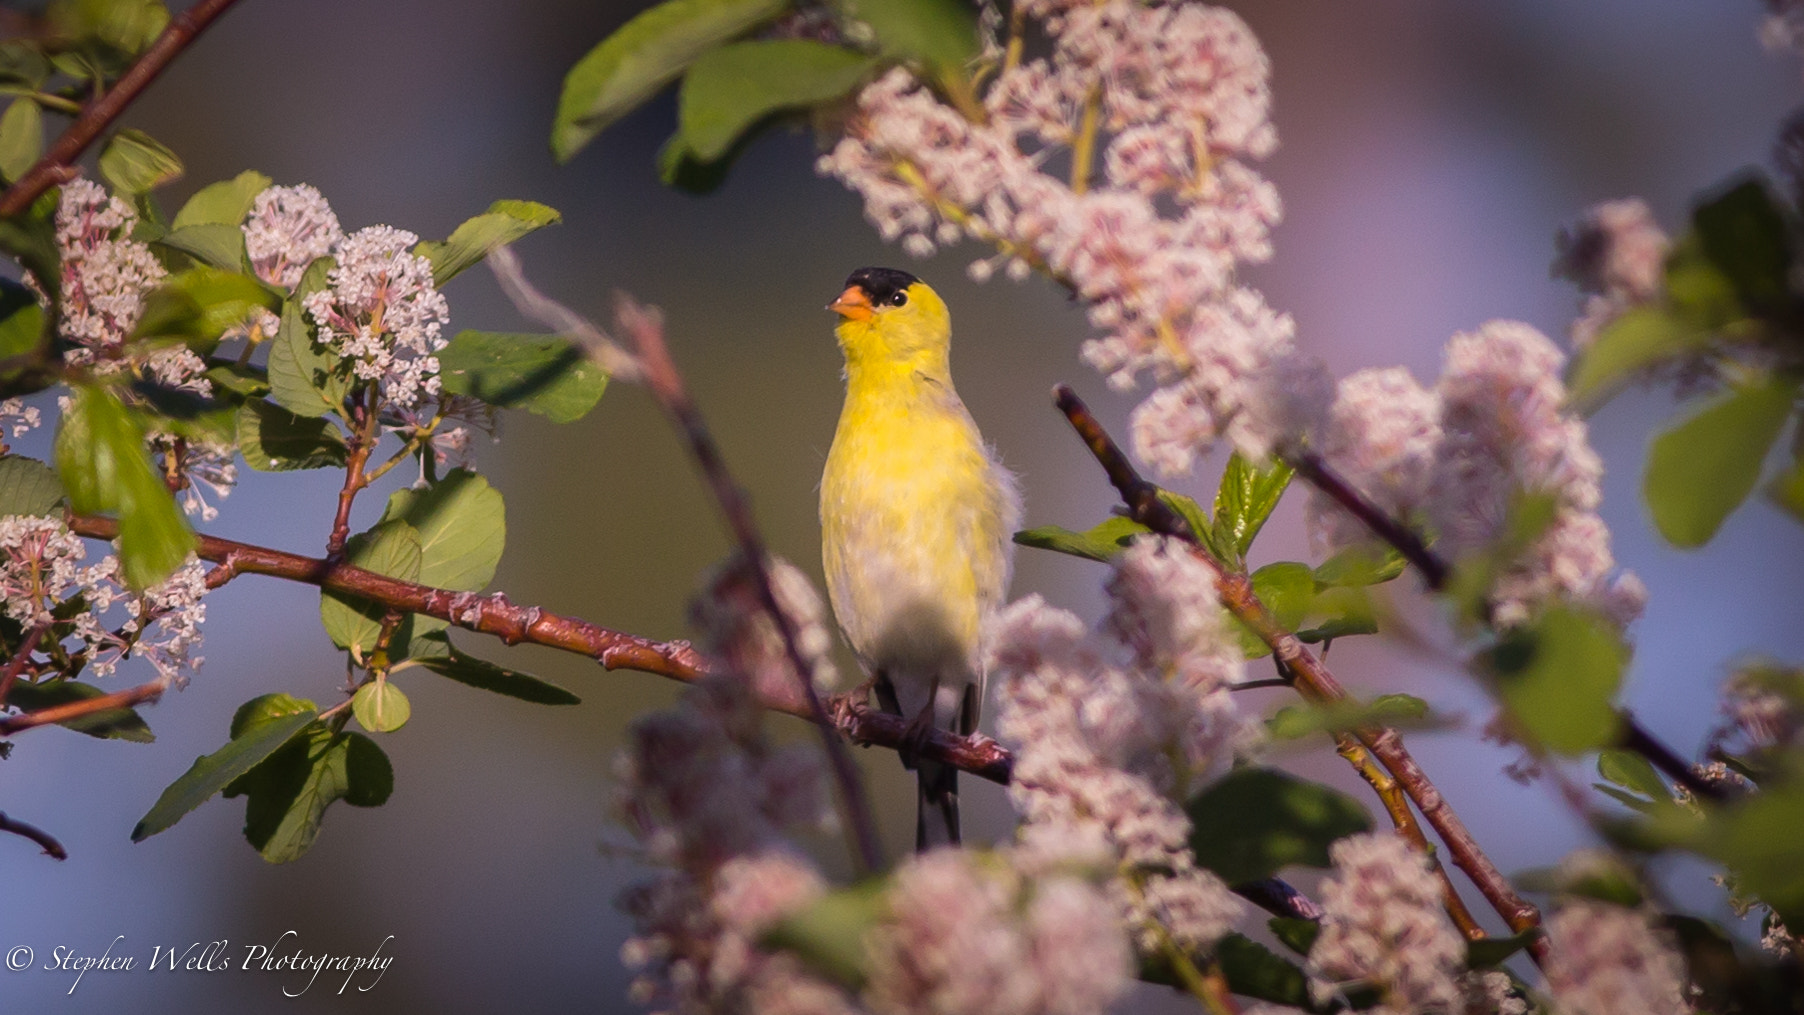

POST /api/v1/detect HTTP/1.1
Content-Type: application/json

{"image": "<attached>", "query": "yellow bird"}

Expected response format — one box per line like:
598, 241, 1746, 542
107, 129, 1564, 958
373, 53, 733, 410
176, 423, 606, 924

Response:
821, 267, 1020, 849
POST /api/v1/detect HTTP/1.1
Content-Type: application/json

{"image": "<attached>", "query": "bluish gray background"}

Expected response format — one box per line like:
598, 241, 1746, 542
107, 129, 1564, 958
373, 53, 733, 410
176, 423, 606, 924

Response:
1, 1, 1799, 1011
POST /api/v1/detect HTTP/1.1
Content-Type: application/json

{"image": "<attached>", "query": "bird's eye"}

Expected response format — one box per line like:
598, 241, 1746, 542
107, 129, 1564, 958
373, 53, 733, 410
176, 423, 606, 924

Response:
889, 290, 909, 307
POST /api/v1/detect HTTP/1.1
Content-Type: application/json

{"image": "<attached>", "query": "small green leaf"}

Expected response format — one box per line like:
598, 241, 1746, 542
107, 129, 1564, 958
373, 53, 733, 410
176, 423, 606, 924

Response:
1157, 489, 1214, 550
0, 42, 52, 90
380, 469, 505, 592
1645, 375, 1796, 548
1267, 916, 1321, 957
0, 455, 65, 516
1266, 694, 1433, 741
0, 97, 42, 183
54, 385, 194, 589
835, 0, 978, 71
97, 128, 182, 197
205, 361, 270, 398
0, 190, 61, 307
1466, 929, 1541, 969
1235, 561, 1315, 657
236, 400, 347, 472
678, 41, 874, 162
171, 170, 272, 229
132, 266, 275, 347
319, 520, 422, 654
416, 200, 561, 287
1662, 232, 1742, 329
1012, 515, 1149, 563
351, 681, 411, 733
407, 631, 579, 705
655, 132, 741, 194
1211, 934, 1309, 1007
224, 722, 393, 864
1596, 748, 1669, 804
5, 679, 154, 741
131, 694, 317, 841
1481, 606, 1626, 756
550, 0, 787, 162
436, 330, 607, 423
265, 258, 346, 418
153, 223, 248, 272
1212, 451, 1293, 563
1312, 544, 1406, 588
1565, 307, 1708, 412
760, 880, 885, 990
1692, 176, 1793, 315
1185, 767, 1372, 884
0, 276, 45, 364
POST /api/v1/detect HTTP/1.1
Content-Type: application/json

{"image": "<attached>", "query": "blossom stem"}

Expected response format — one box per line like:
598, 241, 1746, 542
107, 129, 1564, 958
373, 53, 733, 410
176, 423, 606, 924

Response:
326, 398, 379, 560
0, 623, 47, 707
0, 0, 245, 217
1051, 382, 1551, 968
0, 810, 66, 860
1290, 450, 1725, 804
1070, 85, 1103, 196
0, 677, 164, 736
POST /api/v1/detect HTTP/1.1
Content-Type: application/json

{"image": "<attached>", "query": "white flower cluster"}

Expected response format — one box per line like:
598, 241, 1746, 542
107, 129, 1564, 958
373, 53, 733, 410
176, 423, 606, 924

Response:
1544, 898, 1692, 1015
691, 553, 840, 703
1305, 321, 1645, 628
988, 537, 1254, 955
1553, 197, 1668, 351
818, 1, 1322, 467
0, 515, 207, 687
301, 225, 450, 410
1306, 832, 1465, 1015
244, 183, 344, 292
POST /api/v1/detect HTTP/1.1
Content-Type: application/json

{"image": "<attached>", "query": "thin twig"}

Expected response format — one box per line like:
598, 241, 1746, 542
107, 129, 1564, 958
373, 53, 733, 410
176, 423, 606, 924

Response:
1052, 384, 1550, 967
0, 810, 67, 860
610, 294, 884, 875
0, 624, 46, 706
0, 677, 164, 735
0, 0, 245, 217
325, 398, 376, 560
1292, 450, 1724, 803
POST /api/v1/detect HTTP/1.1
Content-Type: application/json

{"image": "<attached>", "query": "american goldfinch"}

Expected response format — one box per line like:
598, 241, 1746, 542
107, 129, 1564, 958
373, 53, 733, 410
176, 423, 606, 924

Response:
820, 267, 1020, 849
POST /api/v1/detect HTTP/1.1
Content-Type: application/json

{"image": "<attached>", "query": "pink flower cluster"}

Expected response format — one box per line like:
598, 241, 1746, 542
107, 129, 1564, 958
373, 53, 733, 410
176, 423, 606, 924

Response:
1306, 833, 1465, 1015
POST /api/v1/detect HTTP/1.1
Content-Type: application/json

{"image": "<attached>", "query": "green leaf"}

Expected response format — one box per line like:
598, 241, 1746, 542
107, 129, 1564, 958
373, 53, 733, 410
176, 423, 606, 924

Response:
1235, 561, 1315, 658
0, 455, 65, 516
49, 0, 169, 65
1692, 176, 1793, 315
229, 692, 317, 739
1266, 694, 1433, 741
1480, 606, 1626, 756
1157, 489, 1214, 551
1645, 375, 1796, 548
171, 170, 271, 229
1295, 587, 1379, 643
1312, 545, 1407, 589
678, 41, 873, 162
0, 189, 63, 303
224, 723, 393, 864
131, 694, 317, 841
379, 469, 505, 592
236, 399, 347, 472
550, 0, 787, 162
153, 223, 248, 272
265, 258, 346, 418
1012, 515, 1149, 563
319, 520, 422, 654
1267, 916, 1321, 957
97, 128, 182, 197
835, 0, 977, 70
1212, 451, 1293, 564
1466, 929, 1540, 969
53, 385, 194, 589
1565, 307, 1708, 412
5, 679, 153, 741
655, 132, 741, 194
0, 276, 45, 364
205, 361, 270, 398
132, 266, 275, 348
1770, 454, 1804, 524
1212, 933, 1309, 1007
1662, 232, 1742, 329
406, 631, 579, 705
1596, 748, 1669, 803
760, 880, 885, 990
0, 97, 41, 183
436, 330, 607, 423
416, 200, 561, 287
0, 42, 52, 90
1185, 767, 1372, 884
351, 681, 411, 733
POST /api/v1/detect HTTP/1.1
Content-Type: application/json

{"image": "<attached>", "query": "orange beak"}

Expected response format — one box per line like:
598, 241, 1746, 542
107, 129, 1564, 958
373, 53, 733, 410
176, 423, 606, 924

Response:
827, 285, 874, 322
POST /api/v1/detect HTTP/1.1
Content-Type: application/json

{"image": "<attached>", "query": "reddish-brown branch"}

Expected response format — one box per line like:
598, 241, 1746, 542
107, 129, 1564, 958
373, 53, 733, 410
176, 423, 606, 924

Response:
1053, 384, 1549, 966
0, 677, 165, 735
0, 810, 67, 860
1291, 450, 1723, 804
0, 0, 245, 217
325, 403, 376, 559
63, 513, 1013, 786
612, 296, 883, 874
0, 624, 46, 707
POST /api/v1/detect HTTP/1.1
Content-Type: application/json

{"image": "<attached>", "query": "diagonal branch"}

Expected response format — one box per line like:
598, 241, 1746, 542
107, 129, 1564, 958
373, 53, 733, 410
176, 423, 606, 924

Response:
0, 0, 246, 217
0, 676, 165, 735
1052, 383, 1549, 966
0, 810, 67, 860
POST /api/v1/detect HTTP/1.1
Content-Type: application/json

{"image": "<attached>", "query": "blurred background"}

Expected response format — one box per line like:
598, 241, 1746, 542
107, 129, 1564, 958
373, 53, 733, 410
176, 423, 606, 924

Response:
2, 1, 1801, 1010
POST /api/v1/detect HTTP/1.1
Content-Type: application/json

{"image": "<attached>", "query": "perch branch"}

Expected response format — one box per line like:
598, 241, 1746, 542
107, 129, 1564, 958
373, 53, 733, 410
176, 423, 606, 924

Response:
0, 677, 165, 735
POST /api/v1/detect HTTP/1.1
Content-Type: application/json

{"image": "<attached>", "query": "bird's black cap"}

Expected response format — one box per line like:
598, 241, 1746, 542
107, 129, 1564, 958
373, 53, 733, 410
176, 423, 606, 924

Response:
844, 267, 919, 307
